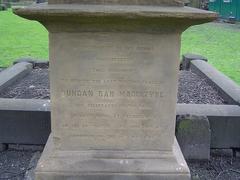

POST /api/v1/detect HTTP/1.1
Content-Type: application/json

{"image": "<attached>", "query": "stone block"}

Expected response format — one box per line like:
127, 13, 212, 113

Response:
0, 98, 50, 145
177, 104, 240, 149
182, 53, 207, 70
13, 2, 216, 179
210, 116, 240, 149
176, 114, 211, 160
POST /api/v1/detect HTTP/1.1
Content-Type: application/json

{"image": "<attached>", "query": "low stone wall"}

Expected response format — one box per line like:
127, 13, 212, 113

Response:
0, 59, 239, 161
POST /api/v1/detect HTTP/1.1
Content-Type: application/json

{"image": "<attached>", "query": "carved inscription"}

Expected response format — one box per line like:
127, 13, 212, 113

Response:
52, 32, 178, 150
62, 89, 163, 98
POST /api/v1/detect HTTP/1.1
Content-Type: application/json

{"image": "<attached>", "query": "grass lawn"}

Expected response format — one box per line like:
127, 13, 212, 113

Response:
0, 10, 240, 84
182, 22, 240, 85
0, 10, 48, 67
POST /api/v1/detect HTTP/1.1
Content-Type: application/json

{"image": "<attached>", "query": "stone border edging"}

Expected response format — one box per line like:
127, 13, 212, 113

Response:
190, 60, 240, 105
0, 62, 33, 93
177, 104, 240, 149
0, 98, 50, 145
181, 53, 208, 70
0, 99, 239, 150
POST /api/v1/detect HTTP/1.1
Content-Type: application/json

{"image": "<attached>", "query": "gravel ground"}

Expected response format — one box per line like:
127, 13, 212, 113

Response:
0, 68, 50, 99
0, 69, 225, 104
0, 149, 239, 180
0, 150, 35, 180
178, 71, 225, 104
189, 150, 240, 180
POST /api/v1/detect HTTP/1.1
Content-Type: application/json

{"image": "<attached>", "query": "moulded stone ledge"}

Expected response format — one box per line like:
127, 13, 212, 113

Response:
48, 0, 185, 6
13, 4, 217, 33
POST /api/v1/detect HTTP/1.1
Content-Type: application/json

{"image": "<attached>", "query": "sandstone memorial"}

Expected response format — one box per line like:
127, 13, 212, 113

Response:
14, 0, 217, 179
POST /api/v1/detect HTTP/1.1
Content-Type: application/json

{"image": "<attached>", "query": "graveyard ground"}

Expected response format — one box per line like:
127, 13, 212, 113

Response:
1, 10, 240, 84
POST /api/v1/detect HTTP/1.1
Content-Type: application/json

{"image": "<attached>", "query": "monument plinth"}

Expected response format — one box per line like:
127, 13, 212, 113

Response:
14, 1, 216, 179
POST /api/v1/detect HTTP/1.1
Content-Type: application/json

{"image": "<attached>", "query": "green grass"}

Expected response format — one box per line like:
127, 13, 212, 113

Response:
182, 22, 240, 85
0, 10, 48, 67
1, 10, 240, 84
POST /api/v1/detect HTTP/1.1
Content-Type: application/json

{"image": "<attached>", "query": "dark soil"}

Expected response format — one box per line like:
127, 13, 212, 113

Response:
0, 68, 225, 104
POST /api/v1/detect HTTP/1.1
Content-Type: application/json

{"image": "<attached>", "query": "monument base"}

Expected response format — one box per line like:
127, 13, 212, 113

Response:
35, 135, 190, 180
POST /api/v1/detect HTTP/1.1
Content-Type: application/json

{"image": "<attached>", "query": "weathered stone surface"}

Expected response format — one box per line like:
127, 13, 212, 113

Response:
36, 136, 190, 180
182, 53, 207, 70
48, 0, 184, 6
0, 98, 50, 145
13, 1, 216, 180
13, 5, 217, 33
50, 32, 179, 151
177, 104, 240, 149
210, 116, 240, 149
176, 115, 210, 160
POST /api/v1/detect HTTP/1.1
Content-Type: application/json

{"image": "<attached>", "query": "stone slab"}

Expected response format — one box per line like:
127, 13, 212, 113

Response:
0, 98, 50, 145
48, 0, 184, 6
0, 62, 32, 92
190, 60, 240, 105
35, 135, 190, 180
176, 115, 210, 160
0, 101, 239, 150
13, 4, 217, 32
181, 53, 207, 70
177, 104, 240, 149
48, 31, 183, 154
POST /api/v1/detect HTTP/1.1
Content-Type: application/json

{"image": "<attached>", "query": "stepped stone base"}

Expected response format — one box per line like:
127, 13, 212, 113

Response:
35, 135, 190, 180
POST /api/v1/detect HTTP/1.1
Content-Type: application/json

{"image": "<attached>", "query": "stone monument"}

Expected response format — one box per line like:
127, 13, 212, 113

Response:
14, 1, 216, 179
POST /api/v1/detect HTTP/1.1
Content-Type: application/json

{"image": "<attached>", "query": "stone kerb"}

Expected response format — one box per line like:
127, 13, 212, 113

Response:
0, 62, 32, 93
177, 104, 240, 149
0, 99, 239, 158
0, 98, 51, 146
181, 53, 208, 70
